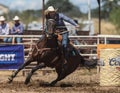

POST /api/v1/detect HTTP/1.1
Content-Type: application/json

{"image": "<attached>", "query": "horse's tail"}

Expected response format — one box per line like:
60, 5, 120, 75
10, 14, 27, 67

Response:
70, 44, 97, 68
84, 59, 98, 69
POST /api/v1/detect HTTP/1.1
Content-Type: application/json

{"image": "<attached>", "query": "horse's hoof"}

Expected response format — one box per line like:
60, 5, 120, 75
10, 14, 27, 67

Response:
24, 79, 30, 85
48, 82, 56, 87
24, 81, 28, 85
43, 84, 54, 87
60, 83, 73, 87
40, 83, 55, 87
7, 77, 13, 83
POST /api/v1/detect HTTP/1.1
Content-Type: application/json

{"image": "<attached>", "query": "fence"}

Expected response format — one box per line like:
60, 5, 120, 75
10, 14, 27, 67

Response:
0, 35, 120, 75
0, 35, 120, 59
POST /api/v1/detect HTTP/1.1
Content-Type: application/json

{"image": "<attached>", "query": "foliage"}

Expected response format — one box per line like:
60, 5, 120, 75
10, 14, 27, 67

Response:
45, 0, 82, 17
3, 0, 82, 25
19, 10, 41, 24
5, 9, 41, 25
103, 0, 120, 32
91, 0, 119, 19
101, 0, 119, 19
91, 0, 120, 32
110, 7, 120, 30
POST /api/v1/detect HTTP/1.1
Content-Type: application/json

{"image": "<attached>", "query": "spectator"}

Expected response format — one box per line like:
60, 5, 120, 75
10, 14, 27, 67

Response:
0, 16, 10, 43
8, 16, 24, 43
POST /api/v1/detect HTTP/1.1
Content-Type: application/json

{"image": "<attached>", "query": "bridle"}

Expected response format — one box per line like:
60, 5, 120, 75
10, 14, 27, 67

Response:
31, 19, 59, 56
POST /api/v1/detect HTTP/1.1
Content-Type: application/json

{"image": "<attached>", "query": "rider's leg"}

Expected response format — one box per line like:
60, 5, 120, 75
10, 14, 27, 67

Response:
69, 41, 80, 55
62, 32, 69, 70
56, 32, 69, 70
62, 32, 69, 59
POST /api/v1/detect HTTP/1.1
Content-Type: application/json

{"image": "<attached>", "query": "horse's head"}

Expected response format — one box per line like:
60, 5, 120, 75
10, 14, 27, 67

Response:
46, 19, 56, 35
31, 19, 57, 54
44, 19, 58, 48
31, 19, 59, 57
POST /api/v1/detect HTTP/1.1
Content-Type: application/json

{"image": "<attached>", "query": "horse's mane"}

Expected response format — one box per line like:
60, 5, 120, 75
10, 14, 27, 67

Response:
36, 34, 47, 48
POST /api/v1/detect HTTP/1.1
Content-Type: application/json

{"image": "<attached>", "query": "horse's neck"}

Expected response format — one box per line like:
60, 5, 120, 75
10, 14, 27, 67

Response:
37, 35, 47, 48
37, 33, 59, 49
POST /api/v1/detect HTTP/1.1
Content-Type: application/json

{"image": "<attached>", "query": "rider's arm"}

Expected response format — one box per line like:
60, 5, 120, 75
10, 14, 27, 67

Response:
59, 13, 78, 26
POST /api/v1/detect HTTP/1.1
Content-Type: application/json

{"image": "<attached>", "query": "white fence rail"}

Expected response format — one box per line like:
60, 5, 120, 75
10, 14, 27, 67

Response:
0, 35, 120, 59
0, 35, 120, 74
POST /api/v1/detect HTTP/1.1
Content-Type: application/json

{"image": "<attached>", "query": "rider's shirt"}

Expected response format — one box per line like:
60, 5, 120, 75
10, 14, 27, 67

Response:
45, 12, 78, 47
46, 13, 78, 32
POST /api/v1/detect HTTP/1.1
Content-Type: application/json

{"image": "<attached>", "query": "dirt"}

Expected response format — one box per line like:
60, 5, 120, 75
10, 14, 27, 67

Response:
0, 69, 119, 93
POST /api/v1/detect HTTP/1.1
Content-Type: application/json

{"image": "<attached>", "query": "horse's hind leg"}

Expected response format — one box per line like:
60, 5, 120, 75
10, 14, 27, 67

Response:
24, 63, 46, 85
8, 57, 34, 83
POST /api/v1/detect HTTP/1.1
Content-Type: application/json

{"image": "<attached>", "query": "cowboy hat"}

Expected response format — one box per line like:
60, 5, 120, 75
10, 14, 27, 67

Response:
13, 16, 20, 21
0, 16, 5, 21
45, 6, 57, 15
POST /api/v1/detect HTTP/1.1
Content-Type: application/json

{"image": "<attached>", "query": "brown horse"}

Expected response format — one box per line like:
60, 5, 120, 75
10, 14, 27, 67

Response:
8, 19, 97, 86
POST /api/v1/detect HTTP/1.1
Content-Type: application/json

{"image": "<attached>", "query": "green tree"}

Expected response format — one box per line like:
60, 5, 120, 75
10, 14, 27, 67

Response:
19, 10, 41, 24
4, 9, 41, 25
110, 7, 120, 30
45, 0, 82, 17
92, 0, 119, 19
5, 10, 21, 21
101, 0, 119, 19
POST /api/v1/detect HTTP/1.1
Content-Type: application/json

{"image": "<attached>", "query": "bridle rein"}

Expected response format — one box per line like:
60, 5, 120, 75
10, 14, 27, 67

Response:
31, 19, 58, 56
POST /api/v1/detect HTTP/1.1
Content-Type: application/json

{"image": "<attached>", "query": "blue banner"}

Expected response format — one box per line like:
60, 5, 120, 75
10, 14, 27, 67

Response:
0, 45, 24, 70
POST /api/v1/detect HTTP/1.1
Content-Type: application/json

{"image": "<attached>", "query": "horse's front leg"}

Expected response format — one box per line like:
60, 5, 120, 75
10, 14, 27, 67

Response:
49, 67, 67, 86
24, 63, 46, 85
48, 60, 67, 86
8, 57, 35, 83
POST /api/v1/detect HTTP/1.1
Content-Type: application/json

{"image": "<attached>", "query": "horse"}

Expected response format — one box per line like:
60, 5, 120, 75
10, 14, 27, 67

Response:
8, 19, 97, 86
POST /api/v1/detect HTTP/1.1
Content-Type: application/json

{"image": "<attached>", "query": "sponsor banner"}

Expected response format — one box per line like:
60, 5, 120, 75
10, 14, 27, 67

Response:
100, 49, 120, 86
0, 45, 24, 70
100, 56, 120, 66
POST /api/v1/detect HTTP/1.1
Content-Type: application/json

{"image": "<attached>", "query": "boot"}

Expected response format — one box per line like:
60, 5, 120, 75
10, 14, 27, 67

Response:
72, 48, 79, 55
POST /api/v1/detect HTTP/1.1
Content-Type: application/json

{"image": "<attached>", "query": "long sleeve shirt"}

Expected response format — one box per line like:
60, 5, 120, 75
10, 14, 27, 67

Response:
57, 13, 78, 26
11, 23, 24, 35
46, 13, 78, 31
0, 23, 9, 35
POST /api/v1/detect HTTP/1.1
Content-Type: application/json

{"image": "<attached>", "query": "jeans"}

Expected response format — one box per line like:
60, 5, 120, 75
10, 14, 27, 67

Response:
3, 37, 9, 43
8, 37, 22, 43
62, 32, 69, 48
62, 32, 69, 61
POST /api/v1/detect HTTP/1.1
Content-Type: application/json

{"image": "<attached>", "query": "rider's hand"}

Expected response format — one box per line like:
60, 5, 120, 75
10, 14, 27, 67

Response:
76, 25, 79, 28
75, 25, 79, 30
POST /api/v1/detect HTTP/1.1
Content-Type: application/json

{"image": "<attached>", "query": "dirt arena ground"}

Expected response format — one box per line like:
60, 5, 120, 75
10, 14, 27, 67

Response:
0, 68, 119, 93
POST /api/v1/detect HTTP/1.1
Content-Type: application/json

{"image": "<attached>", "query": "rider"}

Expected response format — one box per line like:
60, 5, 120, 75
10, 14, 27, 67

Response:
45, 6, 79, 65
